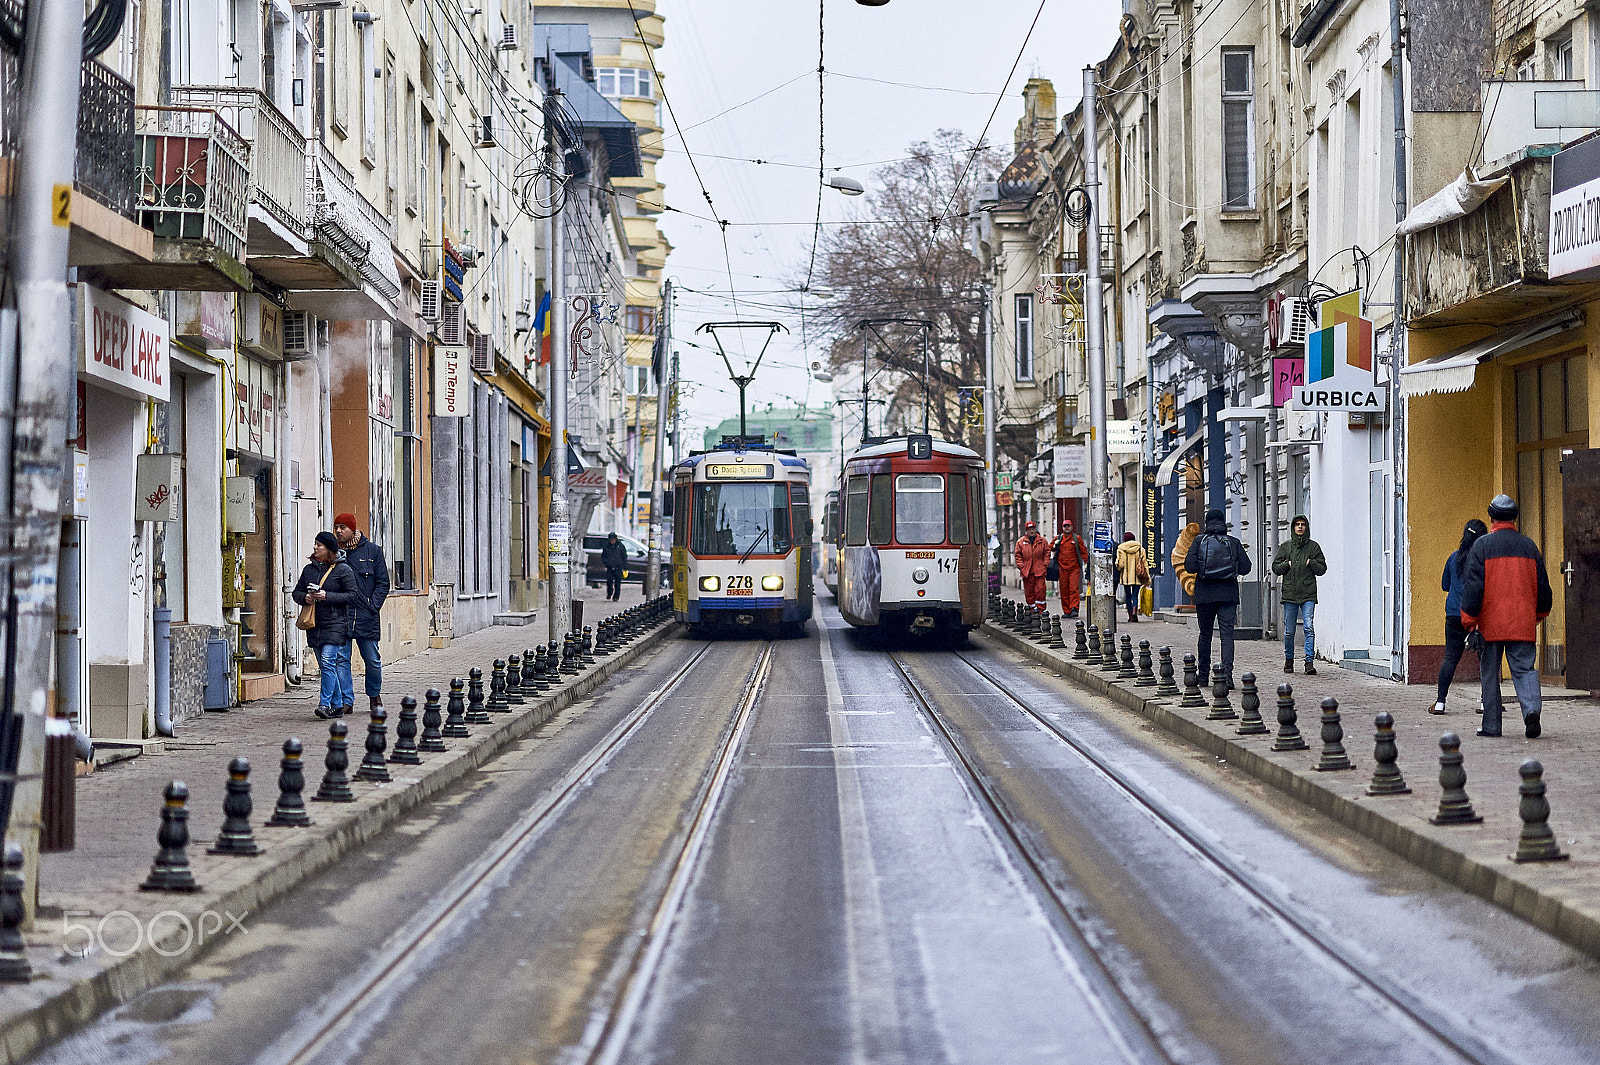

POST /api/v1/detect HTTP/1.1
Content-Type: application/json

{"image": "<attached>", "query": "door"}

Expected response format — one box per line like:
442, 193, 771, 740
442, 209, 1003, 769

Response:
1562, 448, 1600, 689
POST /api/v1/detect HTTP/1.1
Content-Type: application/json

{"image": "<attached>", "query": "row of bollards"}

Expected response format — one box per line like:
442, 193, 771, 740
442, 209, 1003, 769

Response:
118, 596, 675, 928
989, 593, 1575, 876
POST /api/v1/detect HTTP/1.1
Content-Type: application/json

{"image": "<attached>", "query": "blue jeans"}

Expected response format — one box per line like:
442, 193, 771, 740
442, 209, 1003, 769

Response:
317, 642, 354, 710
1283, 601, 1315, 660
1480, 640, 1541, 734
354, 637, 383, 698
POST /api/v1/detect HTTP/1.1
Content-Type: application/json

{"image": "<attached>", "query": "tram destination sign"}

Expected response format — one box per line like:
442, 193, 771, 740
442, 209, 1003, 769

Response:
705, 463, 773, 480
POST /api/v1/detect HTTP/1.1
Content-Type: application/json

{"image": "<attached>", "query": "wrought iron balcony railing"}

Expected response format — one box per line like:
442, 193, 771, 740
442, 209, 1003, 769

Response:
310, 143, 401, 302
134, 106, 250, 265
170, 86, 307, 240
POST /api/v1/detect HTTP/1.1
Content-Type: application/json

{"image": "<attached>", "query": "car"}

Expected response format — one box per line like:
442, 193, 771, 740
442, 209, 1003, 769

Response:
582, 533, 668, 588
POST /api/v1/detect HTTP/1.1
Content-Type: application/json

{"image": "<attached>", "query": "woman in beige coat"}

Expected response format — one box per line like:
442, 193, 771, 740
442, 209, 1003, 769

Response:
1115, 532, 1149, 623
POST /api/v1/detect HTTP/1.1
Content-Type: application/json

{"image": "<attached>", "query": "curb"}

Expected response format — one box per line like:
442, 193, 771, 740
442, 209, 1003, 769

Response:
981, 621, 1600, 962
0, 620, 679, 1064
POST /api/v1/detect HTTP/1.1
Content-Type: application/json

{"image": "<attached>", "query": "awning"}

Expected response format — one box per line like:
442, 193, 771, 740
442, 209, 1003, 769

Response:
1400, 312, 1583, 397
1154, 428, 1204, 487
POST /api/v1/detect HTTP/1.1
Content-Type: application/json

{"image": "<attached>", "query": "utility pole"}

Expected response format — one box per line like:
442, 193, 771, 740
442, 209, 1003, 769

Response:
982, 283, 998, 569
1081, 67, 1116, 638
546, 91, 572, 641
645, 279, 672, 598
1388, 0, 1409, 679
3, 0, 89, 912
670, 351, 680, 469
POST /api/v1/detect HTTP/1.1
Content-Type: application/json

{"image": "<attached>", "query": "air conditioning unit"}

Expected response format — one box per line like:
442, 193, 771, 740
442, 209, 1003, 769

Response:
240, 293, 284, 360
282, 311, 313, 360
1275, 296, 1314, 348
438, 300, 465, 346
499, 23, 519, 50
459, 244, 481, 268
470, 330, 494, 373
420, 278, 442, 322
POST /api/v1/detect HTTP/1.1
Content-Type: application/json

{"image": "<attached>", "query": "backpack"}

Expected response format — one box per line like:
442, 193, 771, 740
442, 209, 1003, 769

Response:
1195, 534, 1237, 581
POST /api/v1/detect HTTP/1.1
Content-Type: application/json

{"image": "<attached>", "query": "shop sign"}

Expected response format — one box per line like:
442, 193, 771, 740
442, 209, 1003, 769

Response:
1107, 419, 1143, 455
234, 355, 278, 458
79, 285, 169, 402
1053, 443, 1087, 498
1551, 136, 1600, 278
1272, 355, 1305, 407
994, 471, 1013, 492
570, 468, 607, 495
1156, 390, 1177, 428
134, 454, 181, 522
1143, 482, 1161, 576
995, 489, 1014, 506
434, 346, 469, 417
1291, 291, 1386, 413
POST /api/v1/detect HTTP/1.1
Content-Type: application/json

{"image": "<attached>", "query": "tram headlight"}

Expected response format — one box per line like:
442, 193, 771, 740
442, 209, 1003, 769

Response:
699, 575, 721, 592
912, 567, 929, 584
761, 574, 784, 591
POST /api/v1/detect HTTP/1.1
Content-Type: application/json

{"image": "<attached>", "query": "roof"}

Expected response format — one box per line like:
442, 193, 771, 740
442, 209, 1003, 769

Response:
847, 437, 982, 462
535, 25, 642, 179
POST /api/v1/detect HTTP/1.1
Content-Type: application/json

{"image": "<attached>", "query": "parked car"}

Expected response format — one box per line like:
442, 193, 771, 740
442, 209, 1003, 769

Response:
582, 534, 668, 587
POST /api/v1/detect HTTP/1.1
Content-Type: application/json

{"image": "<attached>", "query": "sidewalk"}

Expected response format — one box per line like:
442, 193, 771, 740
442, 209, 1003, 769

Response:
987, 597, 1600, 961
0, 584, 671, 1063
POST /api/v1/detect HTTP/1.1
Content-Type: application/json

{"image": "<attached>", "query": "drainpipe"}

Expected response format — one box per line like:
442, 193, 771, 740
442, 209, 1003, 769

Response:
151, 606, 173, 736
278, 368, 301, 684
1389, 0, 1409, 679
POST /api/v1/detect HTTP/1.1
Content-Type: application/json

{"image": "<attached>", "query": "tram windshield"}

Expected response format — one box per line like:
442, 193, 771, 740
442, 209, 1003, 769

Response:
693, 483, 793, 556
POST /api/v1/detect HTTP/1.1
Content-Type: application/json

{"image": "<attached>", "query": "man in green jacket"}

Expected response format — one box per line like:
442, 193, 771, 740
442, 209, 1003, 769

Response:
1272, 514, 1327, 674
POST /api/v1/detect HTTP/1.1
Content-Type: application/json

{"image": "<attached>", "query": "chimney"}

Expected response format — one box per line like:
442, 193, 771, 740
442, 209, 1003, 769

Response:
1015, 78, 1057, 151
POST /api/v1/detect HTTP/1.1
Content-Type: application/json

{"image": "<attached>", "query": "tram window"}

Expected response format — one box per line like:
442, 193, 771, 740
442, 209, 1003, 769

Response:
895, 473, 945, 544
824, 501, 840, 541
845, 476, 869, 545
869, 474, 893, 545
948, 473, 970, 544
674, 486, 690, 547
970, 473, 986, 543
692, 483, 792, 556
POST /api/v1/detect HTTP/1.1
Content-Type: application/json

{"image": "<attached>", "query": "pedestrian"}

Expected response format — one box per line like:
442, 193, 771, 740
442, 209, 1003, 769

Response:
601, 531, 628, 601
334, 512, 390, 711
1183, 509, 1252, 689
1271, 514, 1327, 675
1013, 521, 1052, 611
293, 531, 359, 720
1461, 495, 1552, 738
1431, 519, 1488, 715
1053, 518, 1089, 618
1114, 532, 1149, 623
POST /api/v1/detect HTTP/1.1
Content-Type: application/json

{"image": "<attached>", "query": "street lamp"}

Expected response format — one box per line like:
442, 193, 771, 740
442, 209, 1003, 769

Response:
824, 174, 864, 196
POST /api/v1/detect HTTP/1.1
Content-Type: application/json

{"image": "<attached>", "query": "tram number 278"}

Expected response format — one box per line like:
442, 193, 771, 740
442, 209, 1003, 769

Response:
728, 575, 754, 595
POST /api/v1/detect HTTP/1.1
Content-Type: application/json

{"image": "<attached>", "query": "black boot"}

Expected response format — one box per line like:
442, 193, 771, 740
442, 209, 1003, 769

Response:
1284, 658, 1294, 673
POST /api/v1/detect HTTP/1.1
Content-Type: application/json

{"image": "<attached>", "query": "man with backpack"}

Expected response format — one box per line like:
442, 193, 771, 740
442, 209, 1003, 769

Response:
1184, 508, 1252, 689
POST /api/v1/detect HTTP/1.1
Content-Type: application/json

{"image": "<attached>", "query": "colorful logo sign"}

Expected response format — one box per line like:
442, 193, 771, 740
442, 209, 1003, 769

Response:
1291, 290, 1387, 413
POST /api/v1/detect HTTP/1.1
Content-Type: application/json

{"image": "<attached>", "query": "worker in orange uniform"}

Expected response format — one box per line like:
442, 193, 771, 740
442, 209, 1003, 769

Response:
1054, 518, 1089, 618
1014, 521, 1052, 611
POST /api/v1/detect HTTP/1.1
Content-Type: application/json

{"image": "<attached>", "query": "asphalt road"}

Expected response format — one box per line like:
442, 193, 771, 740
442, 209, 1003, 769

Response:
26, 603, 1600, 1065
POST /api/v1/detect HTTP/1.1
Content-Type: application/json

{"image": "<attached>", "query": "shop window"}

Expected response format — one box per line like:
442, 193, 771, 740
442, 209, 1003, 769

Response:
391, 335, 418, 590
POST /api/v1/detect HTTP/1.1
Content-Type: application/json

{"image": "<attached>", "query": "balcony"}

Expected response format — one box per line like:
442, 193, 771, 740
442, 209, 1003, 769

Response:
289, 144, 402, 321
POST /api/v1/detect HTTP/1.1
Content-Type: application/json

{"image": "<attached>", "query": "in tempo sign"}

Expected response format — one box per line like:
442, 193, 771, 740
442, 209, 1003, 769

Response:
79, 285, 169, 402
1551, 136, 1600, 279
433, 345, 469, 417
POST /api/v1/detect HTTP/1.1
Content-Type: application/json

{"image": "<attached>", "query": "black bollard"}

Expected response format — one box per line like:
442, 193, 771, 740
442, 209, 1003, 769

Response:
1155, 647, 1179, 697
1236, 673, 1268, 736
1101, 630, 1124, 674
1117, 634, 1137, 678
355, 706, 391, 783
419, 689, 448, 752
1179, 653, 1206, 708
391, 696, 422, 765
140, 781, 203, 892
1429, 733, 1483, 824
1135, 641, 1156, 687
1086, 625, 1103, 666
1273, 683, 1308, 751
1207, 664, 1237, 720
466, 667, 491, 723
1073, 621, 1089, 660
0, 845, 30, 981
1049, 616, 1066, 650
266, 737, 314, 827
488, 659, 510, 712
505, 655, 526, 703
208, 757, 261, 855
1366, 712, 1411, 795
1512, 760, 1569, 863
581, 626, 596, 663
1313, 697, 1353, 771
561, 634, 581, 675
314, 721, 355, 802
1035, 610, 1054, 644
527, 648, 550, 692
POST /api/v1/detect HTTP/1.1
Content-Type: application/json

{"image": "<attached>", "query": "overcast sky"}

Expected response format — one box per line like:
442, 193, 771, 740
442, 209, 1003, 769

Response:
653, 0, 1125, 449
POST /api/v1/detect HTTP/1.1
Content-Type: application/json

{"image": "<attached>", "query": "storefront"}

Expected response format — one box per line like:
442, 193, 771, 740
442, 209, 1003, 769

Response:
229, 350, 285, 699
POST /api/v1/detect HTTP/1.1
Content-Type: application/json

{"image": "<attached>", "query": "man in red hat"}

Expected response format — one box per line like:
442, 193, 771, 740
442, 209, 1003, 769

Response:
1013, 520, 1051, 610
334, 512, 390, 710
1053, 518, 1088, 618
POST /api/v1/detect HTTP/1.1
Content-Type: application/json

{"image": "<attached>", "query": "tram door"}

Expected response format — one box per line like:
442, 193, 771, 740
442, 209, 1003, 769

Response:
794, 484, 814, 608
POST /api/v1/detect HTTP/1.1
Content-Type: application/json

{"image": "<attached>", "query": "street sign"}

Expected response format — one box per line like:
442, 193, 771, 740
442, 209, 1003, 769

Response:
1053, 443, 1087, 498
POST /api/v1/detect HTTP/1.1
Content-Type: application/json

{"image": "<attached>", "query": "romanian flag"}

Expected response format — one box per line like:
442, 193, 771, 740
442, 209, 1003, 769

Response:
534, 292, 553, 365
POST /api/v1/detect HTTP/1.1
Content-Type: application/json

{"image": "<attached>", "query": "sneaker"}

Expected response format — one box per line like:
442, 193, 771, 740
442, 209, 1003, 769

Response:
315, 706, 336, 719
1428, 701, 1447, 715
1475, 728, 1502, 737
1284, 658, 1294, 674
1303, 663, 1318, 676
1525, 712, 1541, 739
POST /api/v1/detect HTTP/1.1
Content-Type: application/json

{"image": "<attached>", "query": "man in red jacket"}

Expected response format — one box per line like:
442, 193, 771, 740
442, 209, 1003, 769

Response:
1053, 519, 1088, 617
1460, 494, 1553, 739
1014, 521, 1052, 610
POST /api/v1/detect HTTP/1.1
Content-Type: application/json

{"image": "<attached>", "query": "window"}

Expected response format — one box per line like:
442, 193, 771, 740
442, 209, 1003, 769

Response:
1221, 48, 1255, 209
385, 54, 398, 216
391, 335, 418, 589
1343, 93, 1361, 245
1014, 294, 1034, 381
895, 474, 945, 545
626, 305, 656, 335
1554, 35, 1576, 80
868, 473, 892, 544
845, 475, 868, 545
597, 68, 654, 99
691, 483, 792, 556
359, 19, 377, 165
948, 473, 970, 545
627, 364, 657, 396
404, 81, 418, 214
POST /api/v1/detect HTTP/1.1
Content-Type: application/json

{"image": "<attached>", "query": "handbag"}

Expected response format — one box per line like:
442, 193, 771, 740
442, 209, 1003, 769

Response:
296, 565, 334, 630
1045, 555, 1060, 582
1135, 552, 1150, 584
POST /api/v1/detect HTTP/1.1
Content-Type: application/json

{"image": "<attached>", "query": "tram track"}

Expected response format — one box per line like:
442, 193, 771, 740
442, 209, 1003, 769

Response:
887, 647, 1520, 1065
250, 639, 776, 1065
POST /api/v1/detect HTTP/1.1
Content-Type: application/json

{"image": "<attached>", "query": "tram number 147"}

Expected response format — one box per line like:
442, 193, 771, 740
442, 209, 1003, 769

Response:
728, 575, 754, 596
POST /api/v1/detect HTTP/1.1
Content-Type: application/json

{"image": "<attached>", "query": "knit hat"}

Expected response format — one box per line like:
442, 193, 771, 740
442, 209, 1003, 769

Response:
334, 512, 358, 530
1205, 508, 1224, 524
315, 531, 340, 554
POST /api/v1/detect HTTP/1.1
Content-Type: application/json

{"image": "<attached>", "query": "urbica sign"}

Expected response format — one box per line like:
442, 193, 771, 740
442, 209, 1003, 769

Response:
1290, 290, 1387, 413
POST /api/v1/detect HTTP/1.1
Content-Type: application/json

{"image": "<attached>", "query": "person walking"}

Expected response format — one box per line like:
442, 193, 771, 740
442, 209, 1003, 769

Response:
334, 512, 390, 711
1114, 532, 1149, 623
1014, 521, 1052, 611
293, 531, 359, 720
1184, 509, 1252, 689
1271, 514, 1327, 675
1053, 518, 1089, 618
1431, 519, 1488, 715
601, 532, 628, 601
1461, 495, 1552, 738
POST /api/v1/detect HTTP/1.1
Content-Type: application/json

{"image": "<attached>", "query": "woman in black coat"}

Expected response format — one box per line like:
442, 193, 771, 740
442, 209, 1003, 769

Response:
293, 531, 359, 718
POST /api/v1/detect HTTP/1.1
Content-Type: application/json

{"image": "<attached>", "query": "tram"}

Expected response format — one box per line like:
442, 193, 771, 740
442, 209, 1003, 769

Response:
820, 488, 840, 596
671, 438, 814, 635
836, 434, 986, 638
